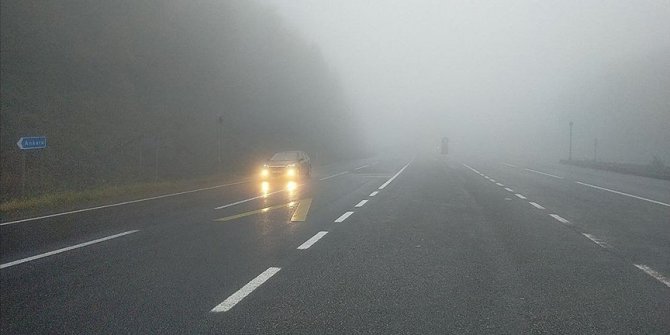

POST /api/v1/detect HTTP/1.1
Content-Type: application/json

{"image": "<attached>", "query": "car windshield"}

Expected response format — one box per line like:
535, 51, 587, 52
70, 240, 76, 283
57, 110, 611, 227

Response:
270, 152, 299, 161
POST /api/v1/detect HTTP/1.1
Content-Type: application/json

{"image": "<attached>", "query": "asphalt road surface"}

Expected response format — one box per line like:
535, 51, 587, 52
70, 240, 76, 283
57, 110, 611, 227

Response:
2, 155, 669, 334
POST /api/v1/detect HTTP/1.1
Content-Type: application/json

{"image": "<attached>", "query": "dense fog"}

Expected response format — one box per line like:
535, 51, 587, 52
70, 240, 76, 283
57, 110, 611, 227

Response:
1, 0, 361, 199
267, 0, 670, 163
2, 0, 669, 200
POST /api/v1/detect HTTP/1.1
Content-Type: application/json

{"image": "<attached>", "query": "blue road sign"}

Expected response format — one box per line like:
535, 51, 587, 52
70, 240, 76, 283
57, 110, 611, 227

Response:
17, 137, 47, 150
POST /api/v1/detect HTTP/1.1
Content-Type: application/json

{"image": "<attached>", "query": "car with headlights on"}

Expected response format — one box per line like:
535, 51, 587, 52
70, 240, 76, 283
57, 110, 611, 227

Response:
260, 151, 311, 180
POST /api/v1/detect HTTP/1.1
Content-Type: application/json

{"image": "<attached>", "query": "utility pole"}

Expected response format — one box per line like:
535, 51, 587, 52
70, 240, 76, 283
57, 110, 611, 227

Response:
593, 138, 598, 161
569, 121, 574, 161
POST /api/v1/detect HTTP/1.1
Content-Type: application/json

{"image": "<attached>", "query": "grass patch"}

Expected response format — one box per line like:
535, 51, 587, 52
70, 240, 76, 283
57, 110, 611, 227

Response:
0, 174, 245, 216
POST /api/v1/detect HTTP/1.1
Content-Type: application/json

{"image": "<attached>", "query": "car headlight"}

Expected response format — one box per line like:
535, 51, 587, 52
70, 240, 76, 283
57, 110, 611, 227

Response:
287, 168, 296, 177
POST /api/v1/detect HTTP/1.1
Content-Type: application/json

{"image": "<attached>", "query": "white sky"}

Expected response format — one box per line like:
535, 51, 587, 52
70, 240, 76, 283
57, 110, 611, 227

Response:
266, 0, 670, 162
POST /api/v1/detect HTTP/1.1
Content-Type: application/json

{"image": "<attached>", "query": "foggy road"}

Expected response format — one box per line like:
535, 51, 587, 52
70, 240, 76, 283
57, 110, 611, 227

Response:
2, 155, 669, 334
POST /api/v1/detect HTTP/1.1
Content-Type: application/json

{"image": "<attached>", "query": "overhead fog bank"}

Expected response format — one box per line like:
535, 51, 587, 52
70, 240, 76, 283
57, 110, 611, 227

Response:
268, 0, 670, 164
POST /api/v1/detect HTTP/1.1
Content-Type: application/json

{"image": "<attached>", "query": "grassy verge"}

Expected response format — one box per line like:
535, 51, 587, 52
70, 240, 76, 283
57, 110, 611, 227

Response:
559, 159, 670, 180
1, 174, 247, 219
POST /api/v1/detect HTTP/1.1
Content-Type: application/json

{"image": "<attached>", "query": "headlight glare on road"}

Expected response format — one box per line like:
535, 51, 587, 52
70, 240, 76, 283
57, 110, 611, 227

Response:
261, 169, 269, 177
287, 168, 295, 177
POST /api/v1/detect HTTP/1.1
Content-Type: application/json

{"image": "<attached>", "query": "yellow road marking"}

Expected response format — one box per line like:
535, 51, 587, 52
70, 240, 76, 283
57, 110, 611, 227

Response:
290, 198, 313, 222
214, 202, 296, 222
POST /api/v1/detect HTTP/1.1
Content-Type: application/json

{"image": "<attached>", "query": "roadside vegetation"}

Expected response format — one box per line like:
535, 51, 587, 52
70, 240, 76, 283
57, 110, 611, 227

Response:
1, 0, 362, 204
0, 173, 246, 218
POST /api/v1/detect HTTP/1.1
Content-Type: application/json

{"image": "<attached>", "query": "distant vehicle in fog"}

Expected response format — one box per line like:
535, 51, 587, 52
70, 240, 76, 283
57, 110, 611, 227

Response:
441, 137, 449, 155
260, 151, 311, 180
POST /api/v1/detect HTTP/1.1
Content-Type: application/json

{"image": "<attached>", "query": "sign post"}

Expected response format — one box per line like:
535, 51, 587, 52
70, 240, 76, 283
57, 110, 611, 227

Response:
17, 136, 47, 196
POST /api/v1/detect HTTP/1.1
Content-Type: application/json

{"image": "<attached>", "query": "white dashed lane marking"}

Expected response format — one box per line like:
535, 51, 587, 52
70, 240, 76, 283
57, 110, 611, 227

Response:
211, 267, 281, 312
529, 202, 545, 210
355, 200, 368, 208
634, 264, 670, 288
582, 233, 609, 248
334, 211, 354, 223
515, 194, 527, 199
549, 214, 570, 224
504, 188, 514, 192
297, 232, 328, 250
462, 163, 481, 174
369, 191, 378, 197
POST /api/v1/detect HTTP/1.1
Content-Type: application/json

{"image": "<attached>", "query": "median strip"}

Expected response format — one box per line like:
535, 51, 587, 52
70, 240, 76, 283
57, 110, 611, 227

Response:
290, 198, 313, 222
1, 230, 139, 269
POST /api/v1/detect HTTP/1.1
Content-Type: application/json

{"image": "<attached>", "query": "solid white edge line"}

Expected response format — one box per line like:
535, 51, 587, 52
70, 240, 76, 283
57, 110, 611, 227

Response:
524, 168, 564, 179
503, 163, 517, 168
319, 171, 348, 181
529, 202, 545, 209
354, 164, 369, 170
2, 181, 249, 226
297, 231, 328, 250
634, 264, 670, 288
549, 214, 570, 224
378, 160, 412, 190
355, 200, 368, 208
334, 211, 354, 223
211, 267, 281, 312
369, 191, 378, 197
576, 181, 670, 207
515, 194, 527, 199
0, 230, 139, 269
